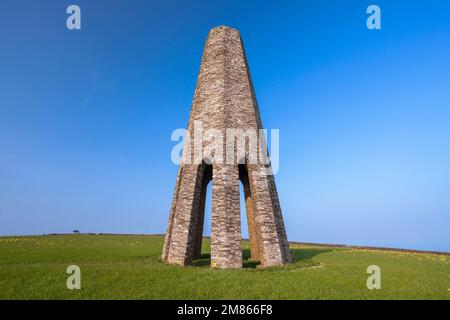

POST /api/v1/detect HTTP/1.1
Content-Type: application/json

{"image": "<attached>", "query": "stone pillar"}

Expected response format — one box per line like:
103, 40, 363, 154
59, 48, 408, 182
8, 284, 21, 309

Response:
164, 164, 205, 265
247, 165, 291, 267
211, 165, 242, 268
239, 164, 261, 260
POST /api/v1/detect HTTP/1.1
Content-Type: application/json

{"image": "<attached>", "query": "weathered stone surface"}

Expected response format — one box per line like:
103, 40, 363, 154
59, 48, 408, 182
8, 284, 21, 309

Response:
162, 26, 291, 268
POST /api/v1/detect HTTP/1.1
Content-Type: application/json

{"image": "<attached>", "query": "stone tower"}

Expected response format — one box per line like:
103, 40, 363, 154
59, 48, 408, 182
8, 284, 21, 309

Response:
162, 26, 291, 268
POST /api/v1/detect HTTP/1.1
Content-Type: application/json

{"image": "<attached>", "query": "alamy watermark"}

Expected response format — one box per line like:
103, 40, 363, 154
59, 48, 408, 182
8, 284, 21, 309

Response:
66, 265, 81, 290
66, 5, 81, 30
366, 265, 381, 289
170, 121, 280, 175
367, 5, 381, 30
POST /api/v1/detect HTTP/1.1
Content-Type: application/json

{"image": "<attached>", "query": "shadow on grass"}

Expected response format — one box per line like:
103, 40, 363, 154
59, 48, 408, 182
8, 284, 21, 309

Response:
191, 248, 333, 268
191, 253, 212, 267
290, 248, 333, 262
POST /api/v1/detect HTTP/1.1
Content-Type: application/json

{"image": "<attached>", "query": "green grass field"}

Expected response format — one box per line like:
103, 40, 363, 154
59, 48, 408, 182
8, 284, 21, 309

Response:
0, 234, 448, 299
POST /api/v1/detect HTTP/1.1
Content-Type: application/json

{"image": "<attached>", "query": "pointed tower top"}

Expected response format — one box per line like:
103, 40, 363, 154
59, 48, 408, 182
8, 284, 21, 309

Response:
209, 25, 240, 35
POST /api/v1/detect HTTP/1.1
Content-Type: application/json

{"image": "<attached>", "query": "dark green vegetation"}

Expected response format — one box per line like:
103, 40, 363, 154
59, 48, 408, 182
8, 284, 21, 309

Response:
0, 235, 448, 299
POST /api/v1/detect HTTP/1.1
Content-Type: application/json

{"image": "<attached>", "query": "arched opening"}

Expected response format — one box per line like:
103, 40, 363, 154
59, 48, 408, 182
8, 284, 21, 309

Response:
238, 164, 261, 264
191, 162, 212, 261
191, 163, 261, 267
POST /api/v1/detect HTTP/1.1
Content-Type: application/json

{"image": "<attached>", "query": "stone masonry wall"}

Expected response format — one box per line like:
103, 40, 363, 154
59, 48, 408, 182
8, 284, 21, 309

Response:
162, 26, 291, 268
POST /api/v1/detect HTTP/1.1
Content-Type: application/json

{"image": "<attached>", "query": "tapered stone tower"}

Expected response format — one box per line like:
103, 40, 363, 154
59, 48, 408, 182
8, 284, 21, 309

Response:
162, 26, 291, 268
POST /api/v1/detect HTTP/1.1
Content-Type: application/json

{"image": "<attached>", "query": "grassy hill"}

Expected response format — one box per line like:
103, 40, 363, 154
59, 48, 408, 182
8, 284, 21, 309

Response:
0, 234, 448, 299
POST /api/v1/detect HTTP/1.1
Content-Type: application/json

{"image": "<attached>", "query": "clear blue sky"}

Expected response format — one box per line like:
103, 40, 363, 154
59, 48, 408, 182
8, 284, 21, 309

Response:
0, 1, 449, 252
